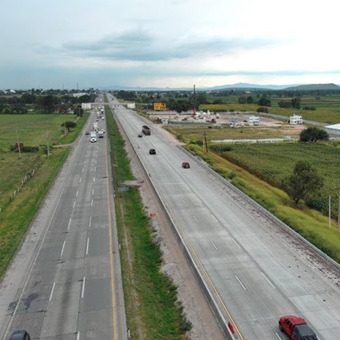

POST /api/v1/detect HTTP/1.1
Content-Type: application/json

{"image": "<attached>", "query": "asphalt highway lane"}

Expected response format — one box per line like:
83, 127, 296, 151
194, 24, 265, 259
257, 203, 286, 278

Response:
108, 93, 340, 340
0, 105, 127, 340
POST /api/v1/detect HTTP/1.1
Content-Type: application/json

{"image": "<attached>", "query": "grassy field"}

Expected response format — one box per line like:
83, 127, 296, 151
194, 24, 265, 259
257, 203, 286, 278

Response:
181, 142, 340, 263
106, 106, 191, 339
209, 141, 340, 215
200, 93, 340, 124
0, 112, 88, 278
0, 113, 87, 209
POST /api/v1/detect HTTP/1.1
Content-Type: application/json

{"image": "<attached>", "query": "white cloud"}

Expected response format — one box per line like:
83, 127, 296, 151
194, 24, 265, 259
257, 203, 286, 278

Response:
1, 0, 340, 89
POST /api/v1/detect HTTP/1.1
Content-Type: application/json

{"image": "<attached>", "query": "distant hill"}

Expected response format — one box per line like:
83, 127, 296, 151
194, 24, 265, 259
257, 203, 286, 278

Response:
98, 83, 340, 91
283, 83, 340, 91
208, 82, 292, 90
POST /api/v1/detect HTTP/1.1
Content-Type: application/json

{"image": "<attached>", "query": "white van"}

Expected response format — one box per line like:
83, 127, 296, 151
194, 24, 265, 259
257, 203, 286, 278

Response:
90, 131, 97, 143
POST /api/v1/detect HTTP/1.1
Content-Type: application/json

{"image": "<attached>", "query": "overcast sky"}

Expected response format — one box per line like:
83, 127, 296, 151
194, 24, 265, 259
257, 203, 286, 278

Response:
1, 0, 340, 89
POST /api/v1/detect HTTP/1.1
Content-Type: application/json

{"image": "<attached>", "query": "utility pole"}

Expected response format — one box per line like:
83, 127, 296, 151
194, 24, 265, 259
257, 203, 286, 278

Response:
15, 127, 21, 159
203, 131, 208, 153
337, 188, 340, 229
193, 84, 196, 117
329, 195, 331, 228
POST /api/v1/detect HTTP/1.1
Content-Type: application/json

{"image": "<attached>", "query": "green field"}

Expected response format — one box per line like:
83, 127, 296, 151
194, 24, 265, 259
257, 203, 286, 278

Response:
209, 141, 340, 216
200, 93, 340, 124
0, 113, 87, 208
0, 112, 88, 277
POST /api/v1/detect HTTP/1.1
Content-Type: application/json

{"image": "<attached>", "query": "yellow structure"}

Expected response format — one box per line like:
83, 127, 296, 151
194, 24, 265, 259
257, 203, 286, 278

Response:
154, 102, 166, 111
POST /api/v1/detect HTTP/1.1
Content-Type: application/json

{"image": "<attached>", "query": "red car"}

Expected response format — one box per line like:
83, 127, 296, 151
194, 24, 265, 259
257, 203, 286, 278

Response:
182, 162, 190, 169
279, 315, 318, 340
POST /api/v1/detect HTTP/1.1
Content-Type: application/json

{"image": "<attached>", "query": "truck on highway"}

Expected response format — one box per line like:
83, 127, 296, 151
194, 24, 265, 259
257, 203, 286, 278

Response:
93, 122, 99, 131
142, 125, 151, 135
90, 131, 97, 143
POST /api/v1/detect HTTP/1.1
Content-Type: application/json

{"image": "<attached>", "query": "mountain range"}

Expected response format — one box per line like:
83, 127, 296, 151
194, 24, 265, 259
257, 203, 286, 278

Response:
100, 83, 340, 91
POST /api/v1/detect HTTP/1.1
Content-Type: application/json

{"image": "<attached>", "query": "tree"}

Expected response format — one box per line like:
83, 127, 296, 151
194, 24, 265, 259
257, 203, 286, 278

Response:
282, 161, 323, 204
258, 95, 271, 106
61, 121, 76, 132
300, 127, 329, 142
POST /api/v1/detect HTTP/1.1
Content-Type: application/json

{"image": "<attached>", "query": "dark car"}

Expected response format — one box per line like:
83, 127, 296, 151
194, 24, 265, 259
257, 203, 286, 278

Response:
149, 149, 156, 155
138, 134, 143, 138
9, 330, 31, 340
279, 315, 318, 340
85, 131, 90, 135
182, 162, 190, 169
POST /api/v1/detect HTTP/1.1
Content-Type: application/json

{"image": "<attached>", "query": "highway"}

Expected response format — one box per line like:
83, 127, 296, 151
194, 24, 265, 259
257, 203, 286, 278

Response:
0, 101, 127, 339
107, 94, 340, 339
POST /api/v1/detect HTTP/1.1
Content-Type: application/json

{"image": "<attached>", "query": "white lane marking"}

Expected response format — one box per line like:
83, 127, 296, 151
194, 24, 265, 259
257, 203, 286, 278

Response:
210, 240, 217, 249
88, 216, 92, 227
49, 282, 56, 301
261, 272, 276, 289
81, 277, 86, 298
76, 331, 80, 340
275, 332, 283, 339
86, 237, 89, 255
79, 177, 82, 183
232, 239, 241, 248
73, 201, 76, 209
76, 190, 78, 197
60, 240, 66, 257
93, 177, 95, 182
193, 215, 198, 223
235, 275, 247, 290
68, 218, 72, 230
91, 199, 93, 207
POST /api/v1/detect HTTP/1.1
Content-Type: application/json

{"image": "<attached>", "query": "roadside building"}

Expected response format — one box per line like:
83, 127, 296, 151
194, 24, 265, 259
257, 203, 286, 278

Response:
290, 114, 303, 124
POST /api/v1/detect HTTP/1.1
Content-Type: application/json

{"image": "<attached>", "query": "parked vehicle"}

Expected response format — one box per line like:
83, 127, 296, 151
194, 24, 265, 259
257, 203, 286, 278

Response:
279, 315, 318, 340
9, 330, 31, 340
142, 125, 151, 135
149, 149, 156, 155
182, 162, 190, 168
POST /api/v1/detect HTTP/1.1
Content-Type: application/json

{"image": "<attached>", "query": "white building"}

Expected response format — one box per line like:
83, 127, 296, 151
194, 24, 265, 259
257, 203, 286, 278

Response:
81, 103, 92, 109
290, 114, 303, 124
248, 116, 260, 125
127, 103, 136, 109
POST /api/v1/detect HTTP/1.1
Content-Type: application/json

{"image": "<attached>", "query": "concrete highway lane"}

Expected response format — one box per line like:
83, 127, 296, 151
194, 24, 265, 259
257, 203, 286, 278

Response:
0, 107, 126, 340
107, 93, 340, 340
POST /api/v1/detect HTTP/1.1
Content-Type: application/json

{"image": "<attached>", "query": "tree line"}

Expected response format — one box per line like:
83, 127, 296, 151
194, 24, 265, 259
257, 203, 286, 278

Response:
0, 93, 96, 114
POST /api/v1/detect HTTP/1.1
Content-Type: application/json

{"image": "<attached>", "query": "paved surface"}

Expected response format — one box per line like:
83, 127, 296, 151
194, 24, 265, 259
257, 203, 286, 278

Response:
109, 95, 340, 340
0, 99, 127, 340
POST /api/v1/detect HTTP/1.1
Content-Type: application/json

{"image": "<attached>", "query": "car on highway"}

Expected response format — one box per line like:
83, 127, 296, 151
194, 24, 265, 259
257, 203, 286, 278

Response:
149, 149, 156, 155
85, 131, 90, 135
138, 134, 143, 138
182, 162, 190, 168
279, 315, 318, 339
9, 330, 31, 340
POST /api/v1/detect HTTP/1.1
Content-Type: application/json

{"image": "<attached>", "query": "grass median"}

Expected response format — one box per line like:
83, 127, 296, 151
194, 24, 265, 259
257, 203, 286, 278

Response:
106, 107, 191, 339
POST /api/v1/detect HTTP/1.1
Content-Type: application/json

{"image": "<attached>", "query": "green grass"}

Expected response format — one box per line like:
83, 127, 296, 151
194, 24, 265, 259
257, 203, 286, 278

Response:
106, 105, 191, 339
0, 113, 88, 209
0, 112, 89, 278
200, 94, 340, 124
183, 142, 340, 263
209, 142, 340, 215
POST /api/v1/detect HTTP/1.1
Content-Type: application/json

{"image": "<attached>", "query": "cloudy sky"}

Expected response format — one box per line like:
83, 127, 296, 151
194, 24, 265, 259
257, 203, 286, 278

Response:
1, 0, 340, 89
